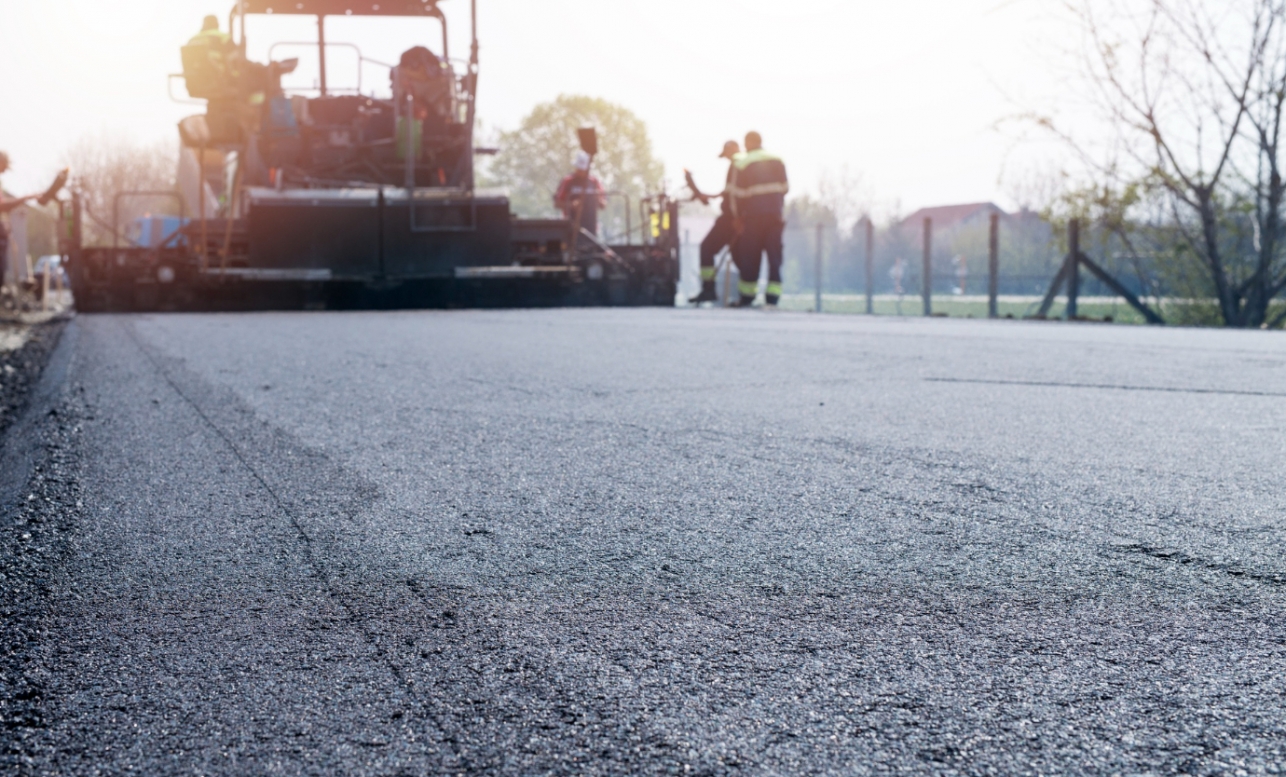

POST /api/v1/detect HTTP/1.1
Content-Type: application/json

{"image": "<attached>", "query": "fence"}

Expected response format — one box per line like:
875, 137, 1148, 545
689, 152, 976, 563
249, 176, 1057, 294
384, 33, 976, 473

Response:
680, 213, 1161, 322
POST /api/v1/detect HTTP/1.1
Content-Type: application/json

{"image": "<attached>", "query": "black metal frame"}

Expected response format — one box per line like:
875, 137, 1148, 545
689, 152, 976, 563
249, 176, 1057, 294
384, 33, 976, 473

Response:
230, 0, 480, 192
1036, 219, 1164, 324
112, 191, 187, 249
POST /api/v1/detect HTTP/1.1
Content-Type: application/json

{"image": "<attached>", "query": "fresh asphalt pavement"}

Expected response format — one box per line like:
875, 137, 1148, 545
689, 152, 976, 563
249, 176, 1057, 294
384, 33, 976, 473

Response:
9, 308, 1286, 774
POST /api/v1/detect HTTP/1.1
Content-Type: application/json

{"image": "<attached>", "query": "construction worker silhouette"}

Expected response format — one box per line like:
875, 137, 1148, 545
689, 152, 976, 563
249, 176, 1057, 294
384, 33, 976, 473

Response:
181, 16, 235, 99
730, 131, 789, 307
689, 140, 740, 304
554, 151, 606, 237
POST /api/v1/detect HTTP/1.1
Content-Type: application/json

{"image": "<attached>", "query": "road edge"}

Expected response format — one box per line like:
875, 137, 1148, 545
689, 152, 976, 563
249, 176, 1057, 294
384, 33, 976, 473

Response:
0, 318, 85, 773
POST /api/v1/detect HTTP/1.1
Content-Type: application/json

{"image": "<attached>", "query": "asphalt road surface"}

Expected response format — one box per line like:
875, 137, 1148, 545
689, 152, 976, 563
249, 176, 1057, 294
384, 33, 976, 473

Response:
5, 309, 1286, 775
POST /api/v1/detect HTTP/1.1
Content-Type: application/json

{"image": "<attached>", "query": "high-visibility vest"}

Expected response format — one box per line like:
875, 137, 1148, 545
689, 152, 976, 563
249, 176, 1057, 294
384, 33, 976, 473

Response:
730, 149, 789, 217
182, 28, 236, 99
190, 28, 232, 47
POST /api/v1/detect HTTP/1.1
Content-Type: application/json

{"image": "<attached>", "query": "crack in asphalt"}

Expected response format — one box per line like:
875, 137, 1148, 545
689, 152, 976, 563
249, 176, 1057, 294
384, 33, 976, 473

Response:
17, 311, 1286, 774
925, 376, 1286, 397
1116, 542, 1286, 587
116, 319, 465, 768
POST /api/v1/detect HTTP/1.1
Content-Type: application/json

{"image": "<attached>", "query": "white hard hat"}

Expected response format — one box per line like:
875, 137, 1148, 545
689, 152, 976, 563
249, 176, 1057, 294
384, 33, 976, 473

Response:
573, 150, 591, 171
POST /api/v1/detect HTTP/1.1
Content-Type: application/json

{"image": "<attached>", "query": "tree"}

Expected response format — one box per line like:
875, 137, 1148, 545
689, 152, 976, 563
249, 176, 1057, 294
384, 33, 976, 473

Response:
1057, 0, 1286, 326
64, 133, 177, 247
484, 95, 664, 241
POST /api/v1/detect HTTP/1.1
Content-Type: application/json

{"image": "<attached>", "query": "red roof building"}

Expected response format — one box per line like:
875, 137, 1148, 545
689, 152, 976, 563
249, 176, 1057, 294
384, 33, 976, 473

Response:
900, 202, 1007, 231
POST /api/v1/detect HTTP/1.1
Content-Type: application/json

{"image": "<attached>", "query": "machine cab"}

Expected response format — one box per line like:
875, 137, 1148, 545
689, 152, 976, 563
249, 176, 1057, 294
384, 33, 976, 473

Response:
182, 0, 479, 195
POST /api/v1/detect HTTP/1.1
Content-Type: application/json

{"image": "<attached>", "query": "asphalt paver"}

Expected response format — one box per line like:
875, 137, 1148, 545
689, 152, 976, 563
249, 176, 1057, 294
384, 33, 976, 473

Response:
6, 309, 1286, 775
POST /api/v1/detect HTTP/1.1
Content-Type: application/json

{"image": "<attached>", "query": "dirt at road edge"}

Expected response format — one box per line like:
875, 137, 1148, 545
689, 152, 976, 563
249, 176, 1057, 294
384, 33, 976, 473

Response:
1, 321, 67, 439
0, 318, 84, 774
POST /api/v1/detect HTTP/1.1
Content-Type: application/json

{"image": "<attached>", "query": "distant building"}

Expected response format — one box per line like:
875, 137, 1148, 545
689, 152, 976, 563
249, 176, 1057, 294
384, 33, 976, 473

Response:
889, 202, 1057, 295
900, 202, 1007, 231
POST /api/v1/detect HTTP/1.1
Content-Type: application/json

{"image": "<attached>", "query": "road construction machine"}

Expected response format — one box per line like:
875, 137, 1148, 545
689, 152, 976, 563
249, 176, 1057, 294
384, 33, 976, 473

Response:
68, 0, 679, 311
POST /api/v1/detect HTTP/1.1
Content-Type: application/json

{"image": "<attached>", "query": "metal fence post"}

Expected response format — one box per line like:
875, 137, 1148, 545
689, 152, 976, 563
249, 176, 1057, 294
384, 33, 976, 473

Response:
988, 212, 999, 319
814, 222, 823, 313
864, 218, 874, 315
1067, 218, 1080, 319
922, 217, 932, 316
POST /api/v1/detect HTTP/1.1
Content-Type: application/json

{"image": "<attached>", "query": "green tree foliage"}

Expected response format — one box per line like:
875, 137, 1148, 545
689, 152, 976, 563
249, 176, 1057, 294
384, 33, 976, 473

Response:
484, 95, 664, 239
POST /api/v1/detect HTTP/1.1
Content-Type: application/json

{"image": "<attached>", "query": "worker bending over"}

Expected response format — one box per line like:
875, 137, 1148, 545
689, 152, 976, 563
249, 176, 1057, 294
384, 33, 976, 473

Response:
730, 131, 789, 307
688, 140, 740, 304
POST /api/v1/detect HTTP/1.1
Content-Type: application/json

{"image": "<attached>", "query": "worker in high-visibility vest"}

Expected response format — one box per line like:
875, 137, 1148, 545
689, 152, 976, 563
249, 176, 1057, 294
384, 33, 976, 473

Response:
729, 131, 789, 308
191, 15, 231, 46
182, 16, 236, 99
689, 140, 740, 304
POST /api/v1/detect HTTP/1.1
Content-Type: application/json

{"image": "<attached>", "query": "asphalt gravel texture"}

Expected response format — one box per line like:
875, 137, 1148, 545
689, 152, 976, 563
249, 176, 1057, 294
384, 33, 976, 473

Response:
0, 322, 65, 438
2, 308, 1286, 775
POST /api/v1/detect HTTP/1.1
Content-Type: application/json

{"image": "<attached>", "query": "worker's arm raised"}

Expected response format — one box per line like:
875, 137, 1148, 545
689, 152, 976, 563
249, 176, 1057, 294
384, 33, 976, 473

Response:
0, 194, 34, 215
0, 170, 68, 214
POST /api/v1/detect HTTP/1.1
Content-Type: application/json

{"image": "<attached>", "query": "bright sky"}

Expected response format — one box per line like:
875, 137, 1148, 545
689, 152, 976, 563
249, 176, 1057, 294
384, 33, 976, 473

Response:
1, 0, 1072, 213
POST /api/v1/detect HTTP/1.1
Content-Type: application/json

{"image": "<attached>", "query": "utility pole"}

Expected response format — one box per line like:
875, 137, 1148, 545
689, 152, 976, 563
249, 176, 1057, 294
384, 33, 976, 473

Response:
864, 218, 874, 315
988, 212, 999, 319
922, 217, 932, 316
1066, 218, 1080, 319
815, 222, 824, 313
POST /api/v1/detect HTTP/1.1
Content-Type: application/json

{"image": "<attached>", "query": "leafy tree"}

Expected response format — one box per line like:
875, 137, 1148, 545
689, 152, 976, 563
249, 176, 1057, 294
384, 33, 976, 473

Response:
484, 95, 664, 241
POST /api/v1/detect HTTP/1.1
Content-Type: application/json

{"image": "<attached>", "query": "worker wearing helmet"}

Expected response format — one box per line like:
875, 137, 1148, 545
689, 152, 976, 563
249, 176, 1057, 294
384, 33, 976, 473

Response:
730, 131, 788, 307
688, 139, 741, 304
554, 150, 606, 238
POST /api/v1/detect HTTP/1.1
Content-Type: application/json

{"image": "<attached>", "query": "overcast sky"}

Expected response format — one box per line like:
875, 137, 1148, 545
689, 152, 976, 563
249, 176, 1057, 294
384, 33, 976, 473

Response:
1, 0, 1073, 213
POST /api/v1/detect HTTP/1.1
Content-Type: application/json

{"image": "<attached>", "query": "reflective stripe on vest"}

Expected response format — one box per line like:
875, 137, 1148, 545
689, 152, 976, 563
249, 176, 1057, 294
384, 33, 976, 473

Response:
729, 149, 788, 218
194, 29, 232, 46
732, 148, 783, 170
730, 181, 790, 199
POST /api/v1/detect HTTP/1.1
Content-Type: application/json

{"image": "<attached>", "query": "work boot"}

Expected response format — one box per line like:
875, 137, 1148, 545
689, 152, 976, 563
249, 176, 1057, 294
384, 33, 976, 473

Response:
689, 282, 717, 304
736, 294, 756, 308
765, 294, 780, 308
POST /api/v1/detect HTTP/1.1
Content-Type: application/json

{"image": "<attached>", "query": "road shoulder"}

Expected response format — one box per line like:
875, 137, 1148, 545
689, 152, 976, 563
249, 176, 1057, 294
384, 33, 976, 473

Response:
0, 318, 83, 773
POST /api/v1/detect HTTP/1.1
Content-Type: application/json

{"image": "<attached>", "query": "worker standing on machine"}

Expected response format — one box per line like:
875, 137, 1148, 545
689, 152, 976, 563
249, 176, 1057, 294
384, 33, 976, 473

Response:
182, 15, 235, 95
730, 131, 789, 308
554, 150, 606, 238
394, 46, 452, 130
686, 139, 740, 304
